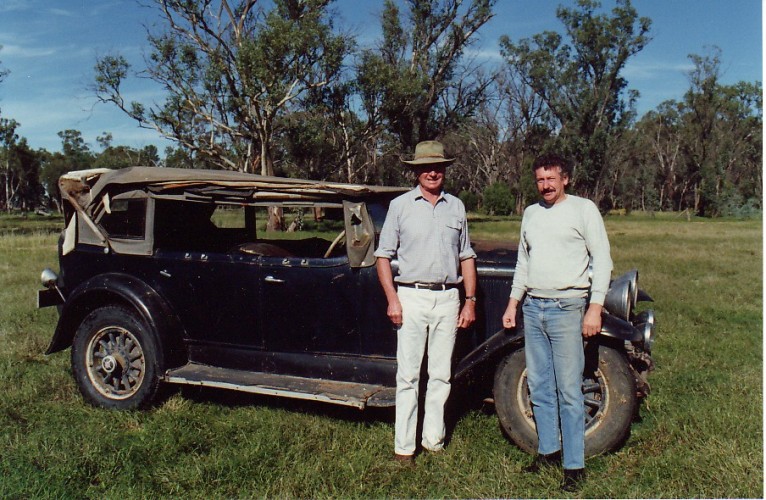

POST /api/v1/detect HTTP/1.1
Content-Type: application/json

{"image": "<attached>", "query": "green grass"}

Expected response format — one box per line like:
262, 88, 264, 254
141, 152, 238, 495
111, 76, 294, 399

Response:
0, 212, 762, 498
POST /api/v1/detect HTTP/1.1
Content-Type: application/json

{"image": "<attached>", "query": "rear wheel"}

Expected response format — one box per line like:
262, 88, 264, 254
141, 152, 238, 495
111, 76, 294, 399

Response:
71, 305, 163, 409
493, 344, 637, 457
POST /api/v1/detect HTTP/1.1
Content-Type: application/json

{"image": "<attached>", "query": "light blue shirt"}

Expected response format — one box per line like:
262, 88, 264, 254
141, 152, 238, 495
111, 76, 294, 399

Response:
375, 187, 476, 284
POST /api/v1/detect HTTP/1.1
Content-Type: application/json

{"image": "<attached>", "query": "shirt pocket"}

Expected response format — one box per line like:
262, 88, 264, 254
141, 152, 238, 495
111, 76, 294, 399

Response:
442, 217, 462, 247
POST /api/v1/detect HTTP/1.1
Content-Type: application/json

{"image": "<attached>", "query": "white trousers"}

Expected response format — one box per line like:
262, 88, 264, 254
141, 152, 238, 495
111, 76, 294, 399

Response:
394, 287, 460, 455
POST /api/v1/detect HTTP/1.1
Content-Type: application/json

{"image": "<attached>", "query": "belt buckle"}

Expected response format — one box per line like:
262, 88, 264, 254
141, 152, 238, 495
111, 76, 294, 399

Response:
416, 282, 445, 291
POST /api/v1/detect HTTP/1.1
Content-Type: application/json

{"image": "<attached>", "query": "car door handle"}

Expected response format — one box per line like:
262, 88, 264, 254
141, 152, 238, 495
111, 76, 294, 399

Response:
264, 275, 285, 284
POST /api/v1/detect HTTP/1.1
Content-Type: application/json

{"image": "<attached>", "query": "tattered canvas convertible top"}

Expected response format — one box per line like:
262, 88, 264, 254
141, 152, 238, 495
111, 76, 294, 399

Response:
60, 166, 407, 211
58, 166, 408, 259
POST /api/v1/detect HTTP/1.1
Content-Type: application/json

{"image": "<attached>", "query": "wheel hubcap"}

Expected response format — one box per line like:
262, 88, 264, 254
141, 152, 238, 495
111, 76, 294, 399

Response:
85, 326, 145, 400
101, 355, 117, 374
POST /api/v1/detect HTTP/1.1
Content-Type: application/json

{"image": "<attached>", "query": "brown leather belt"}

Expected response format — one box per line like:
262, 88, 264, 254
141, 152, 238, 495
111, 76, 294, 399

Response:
397, 282, 459, 291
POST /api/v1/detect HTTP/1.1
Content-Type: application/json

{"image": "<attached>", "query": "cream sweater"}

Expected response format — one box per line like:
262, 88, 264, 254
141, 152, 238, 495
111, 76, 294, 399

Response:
510, 195, 613, 305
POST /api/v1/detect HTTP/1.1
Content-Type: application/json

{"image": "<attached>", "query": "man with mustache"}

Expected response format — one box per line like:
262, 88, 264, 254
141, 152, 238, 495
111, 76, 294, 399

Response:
501, 153, 612, 492
375, 140, 477, 466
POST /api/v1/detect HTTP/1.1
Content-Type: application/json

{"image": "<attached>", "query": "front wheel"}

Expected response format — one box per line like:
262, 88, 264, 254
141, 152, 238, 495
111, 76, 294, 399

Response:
71, 305, 163, 410
493, 344, 637, 457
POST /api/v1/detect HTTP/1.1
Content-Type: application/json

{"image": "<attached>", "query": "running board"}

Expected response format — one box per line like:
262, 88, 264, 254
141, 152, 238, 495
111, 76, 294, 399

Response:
164, 363, 396, 409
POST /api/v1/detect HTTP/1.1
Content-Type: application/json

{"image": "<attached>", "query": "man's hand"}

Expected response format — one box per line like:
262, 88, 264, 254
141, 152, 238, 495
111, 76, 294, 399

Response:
387, 296, 403, 327
457, 300, 476, 329
582, 303, 603, 338
502, 298, 519, 329
376, 257, 403, 329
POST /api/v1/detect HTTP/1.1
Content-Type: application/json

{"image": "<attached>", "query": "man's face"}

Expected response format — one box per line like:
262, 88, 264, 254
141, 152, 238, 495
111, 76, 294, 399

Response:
415, 164, 446, 193
534, 165, 568, 205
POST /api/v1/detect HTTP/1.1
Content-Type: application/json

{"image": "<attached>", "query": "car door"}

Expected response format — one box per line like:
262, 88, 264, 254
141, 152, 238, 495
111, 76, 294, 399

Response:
151, 201, 264, 353
259, 254, 359, 357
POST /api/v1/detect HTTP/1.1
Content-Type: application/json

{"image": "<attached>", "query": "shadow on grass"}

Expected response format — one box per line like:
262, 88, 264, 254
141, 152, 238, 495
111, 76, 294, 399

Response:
174, 384, 397, 426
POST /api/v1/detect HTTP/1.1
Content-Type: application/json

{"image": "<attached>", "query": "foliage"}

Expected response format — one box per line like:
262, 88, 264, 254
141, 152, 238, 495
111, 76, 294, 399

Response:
0, 119, 45, 212
458, 189, 479, 211
0, 2, 760, 220
92, 133, 160, 169
354, 0, 496, 155
500, 0, 651, 209
481, 181, 514, 215
1, 214, 762, 497
94, 0, 352, 176
633, 48, 762, 216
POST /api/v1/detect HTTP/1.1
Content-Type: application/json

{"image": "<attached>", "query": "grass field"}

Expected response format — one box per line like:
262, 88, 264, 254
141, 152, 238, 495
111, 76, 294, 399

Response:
0, 212, 762, 498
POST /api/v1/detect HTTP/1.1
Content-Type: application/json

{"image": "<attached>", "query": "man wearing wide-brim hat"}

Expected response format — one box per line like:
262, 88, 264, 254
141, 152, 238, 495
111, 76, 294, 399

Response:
375, 140, 478, 465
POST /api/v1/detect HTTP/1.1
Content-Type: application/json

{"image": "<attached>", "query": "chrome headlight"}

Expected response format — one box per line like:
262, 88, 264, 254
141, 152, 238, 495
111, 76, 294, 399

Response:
634, 309, 656, 353
41, 268, 59, 288
604, 269, 638, 321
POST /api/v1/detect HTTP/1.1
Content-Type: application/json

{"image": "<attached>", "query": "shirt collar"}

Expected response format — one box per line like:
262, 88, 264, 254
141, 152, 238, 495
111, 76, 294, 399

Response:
410, 186, 447, 203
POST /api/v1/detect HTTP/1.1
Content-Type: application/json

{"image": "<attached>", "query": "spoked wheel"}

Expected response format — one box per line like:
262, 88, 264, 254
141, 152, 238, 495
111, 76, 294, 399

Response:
493, 344, 637, 457
72, 305, 163, 409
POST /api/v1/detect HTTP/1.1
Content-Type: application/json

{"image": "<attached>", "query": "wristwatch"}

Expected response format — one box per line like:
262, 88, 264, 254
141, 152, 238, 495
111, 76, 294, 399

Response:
465, 295, 477, 302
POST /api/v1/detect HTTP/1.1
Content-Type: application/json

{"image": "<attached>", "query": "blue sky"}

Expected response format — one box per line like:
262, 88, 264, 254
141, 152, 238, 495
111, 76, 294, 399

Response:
0, 0, 761, 154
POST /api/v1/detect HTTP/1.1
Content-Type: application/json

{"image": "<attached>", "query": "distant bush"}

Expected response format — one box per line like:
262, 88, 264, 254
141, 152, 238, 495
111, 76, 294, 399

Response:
458, 190, 480, 212
722, 196, 762, 219
482, 182, 514, 216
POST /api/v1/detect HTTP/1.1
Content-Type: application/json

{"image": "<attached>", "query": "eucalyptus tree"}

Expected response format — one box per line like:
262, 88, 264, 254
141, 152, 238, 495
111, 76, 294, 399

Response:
94, 0, 352, 178
0, 117, 20, 212
355, 0, 496, 160
635, 102, 684, 211
0, 121, 44, 213
678, 48, 762, 216
93, 133, 161, 169
500, 0, 651, 208
447, 67, 553, 213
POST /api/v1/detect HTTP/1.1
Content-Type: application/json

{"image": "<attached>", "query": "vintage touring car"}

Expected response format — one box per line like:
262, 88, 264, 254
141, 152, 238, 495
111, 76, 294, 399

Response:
38, 167, 655, 456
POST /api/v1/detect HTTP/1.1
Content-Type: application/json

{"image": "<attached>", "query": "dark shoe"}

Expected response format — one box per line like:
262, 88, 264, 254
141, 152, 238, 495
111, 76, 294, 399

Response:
393, 453, 415, 467
523, 450, 561, 473
561, 468, 585, 492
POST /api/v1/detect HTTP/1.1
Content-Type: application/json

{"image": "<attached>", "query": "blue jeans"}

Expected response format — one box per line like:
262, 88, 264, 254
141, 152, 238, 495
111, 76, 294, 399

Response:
522, 296, 586, 470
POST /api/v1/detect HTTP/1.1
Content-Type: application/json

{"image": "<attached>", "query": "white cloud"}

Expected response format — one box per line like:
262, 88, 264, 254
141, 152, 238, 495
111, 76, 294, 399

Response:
47, 8, 76, 17
0, 43, 57, 58
0, 0, 28, 13
623, 60, 696, 80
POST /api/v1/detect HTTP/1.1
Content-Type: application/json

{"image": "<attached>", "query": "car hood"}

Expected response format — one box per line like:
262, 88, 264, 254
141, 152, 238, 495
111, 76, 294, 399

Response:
472, 240, 518, 267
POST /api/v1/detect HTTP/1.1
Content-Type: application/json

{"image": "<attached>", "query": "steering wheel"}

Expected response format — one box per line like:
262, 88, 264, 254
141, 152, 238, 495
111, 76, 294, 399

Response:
323, 230, 346, 258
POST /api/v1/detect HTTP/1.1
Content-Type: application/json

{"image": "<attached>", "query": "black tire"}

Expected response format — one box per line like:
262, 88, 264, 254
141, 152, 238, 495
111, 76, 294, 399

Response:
493, 344, 637, 457
71, 305, 163, 410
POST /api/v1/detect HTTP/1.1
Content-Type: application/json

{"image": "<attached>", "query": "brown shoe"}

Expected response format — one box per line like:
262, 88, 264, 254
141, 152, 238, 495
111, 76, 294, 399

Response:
394, 453, 415, 466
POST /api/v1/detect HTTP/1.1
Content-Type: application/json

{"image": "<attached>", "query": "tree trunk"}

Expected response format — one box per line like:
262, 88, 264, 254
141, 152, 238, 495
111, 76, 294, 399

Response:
259, 132, 283, 232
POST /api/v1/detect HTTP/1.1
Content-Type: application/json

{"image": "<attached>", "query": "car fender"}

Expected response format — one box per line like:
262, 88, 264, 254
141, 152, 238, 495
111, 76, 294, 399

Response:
454, 311, 641, 381
600, 313, 643, 342
46, 273, 185, 366
454, 327, 524, 381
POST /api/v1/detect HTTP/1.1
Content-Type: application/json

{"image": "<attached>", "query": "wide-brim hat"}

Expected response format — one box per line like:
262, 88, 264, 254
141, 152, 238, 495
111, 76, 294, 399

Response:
401, 140, 456, 166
